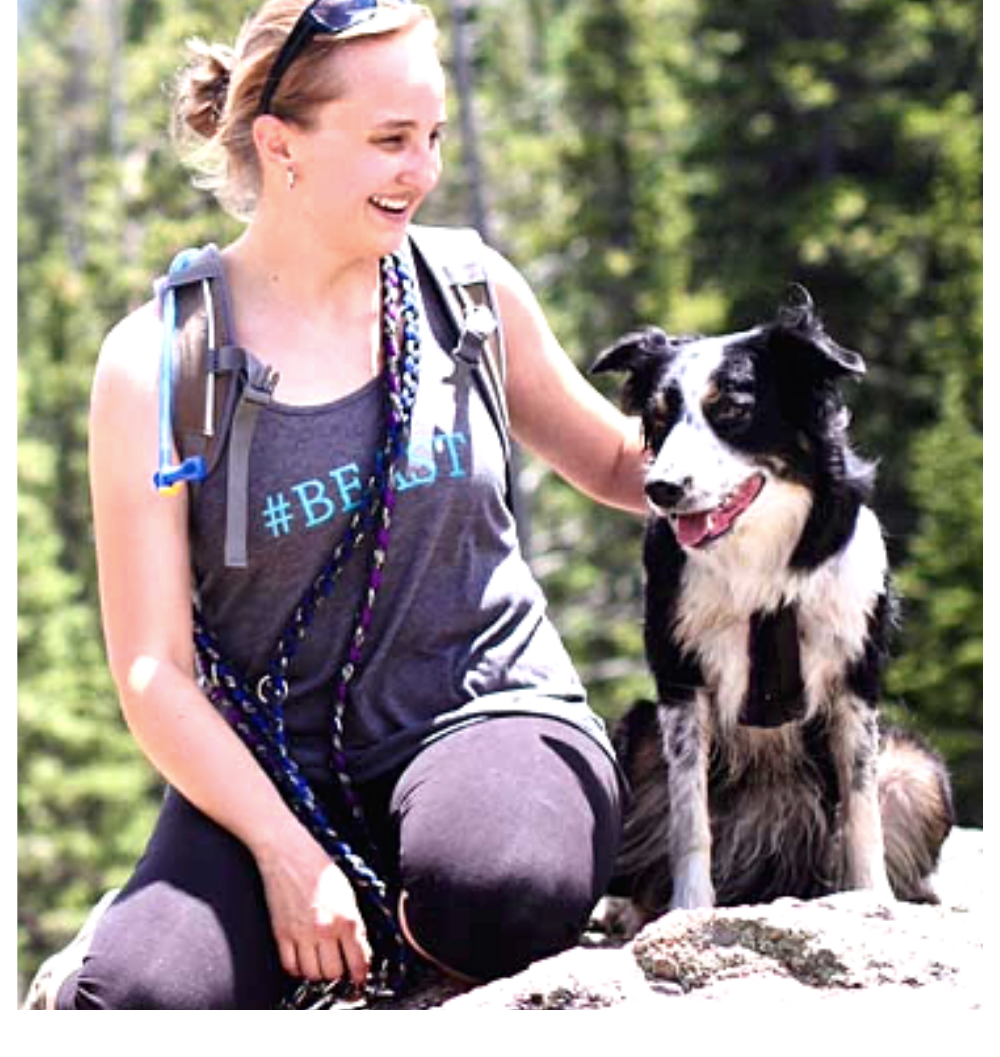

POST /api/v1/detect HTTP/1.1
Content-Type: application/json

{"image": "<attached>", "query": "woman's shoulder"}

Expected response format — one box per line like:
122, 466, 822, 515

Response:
93, 298, 163, 405
89, 297, 175, 501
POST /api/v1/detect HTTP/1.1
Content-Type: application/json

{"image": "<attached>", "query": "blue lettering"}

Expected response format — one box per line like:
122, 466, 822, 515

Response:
435, 431, 469, 478
268, 436, 473, 541
292, 478, 336, 528
395, 442, 437, 492
262, 492, 295, 537
329, 462, 364, 512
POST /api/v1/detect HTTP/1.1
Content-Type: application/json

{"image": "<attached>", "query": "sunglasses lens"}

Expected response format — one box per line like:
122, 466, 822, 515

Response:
259, 1, 411, 115
309, 0, 378, 33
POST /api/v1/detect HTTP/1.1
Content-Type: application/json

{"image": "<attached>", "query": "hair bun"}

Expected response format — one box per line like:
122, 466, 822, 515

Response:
177, 39, 236, 140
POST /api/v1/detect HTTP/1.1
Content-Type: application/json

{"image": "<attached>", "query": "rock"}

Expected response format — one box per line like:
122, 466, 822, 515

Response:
437, 893, 982, 1014
430, 947, 652, 1011
631, 892, 980, 994
389, 827, 984, 1015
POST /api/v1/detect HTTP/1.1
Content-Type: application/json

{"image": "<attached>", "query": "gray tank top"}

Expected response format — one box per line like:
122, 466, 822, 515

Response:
189, 245, 612, 783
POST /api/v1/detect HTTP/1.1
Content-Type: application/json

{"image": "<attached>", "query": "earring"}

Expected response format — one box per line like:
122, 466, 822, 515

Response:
286, 166, 297, 190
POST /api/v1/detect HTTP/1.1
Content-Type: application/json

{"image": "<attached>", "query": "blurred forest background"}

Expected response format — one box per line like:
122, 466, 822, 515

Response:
18, 0, 981, 992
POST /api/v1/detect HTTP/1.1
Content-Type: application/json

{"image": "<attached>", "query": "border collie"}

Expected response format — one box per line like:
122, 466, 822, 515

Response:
591, 288, 953, 927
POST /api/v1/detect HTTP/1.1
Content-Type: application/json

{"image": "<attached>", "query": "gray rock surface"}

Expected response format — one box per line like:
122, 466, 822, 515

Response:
371, 827, 983, 1015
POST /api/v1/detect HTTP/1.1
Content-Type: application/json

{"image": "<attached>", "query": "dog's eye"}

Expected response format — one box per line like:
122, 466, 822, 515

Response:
705, 390, 754, 429
643, 388, 681, 449
644, 415, 672, 450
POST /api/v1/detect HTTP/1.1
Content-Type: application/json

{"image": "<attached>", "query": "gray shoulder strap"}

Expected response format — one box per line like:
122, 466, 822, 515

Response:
167, 244, 278, 569
407, 224, 511, 456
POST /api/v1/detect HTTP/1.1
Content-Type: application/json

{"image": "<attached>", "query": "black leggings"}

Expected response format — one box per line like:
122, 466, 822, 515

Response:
57, 716, 623, 1009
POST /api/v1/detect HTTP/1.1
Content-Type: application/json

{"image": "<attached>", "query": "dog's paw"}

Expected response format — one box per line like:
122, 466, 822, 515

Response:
669, 889, 716, 912
589, 897, 650, 939
844, 879, 897, 905
669, 859, 716, 910
845, 854, 895, 900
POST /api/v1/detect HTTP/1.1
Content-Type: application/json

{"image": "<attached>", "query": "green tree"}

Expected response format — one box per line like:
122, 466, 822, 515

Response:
502, 0, 707, 721
883, 21, 982, 824
685, 0, 981, 536
682, 0, 982, 819
886, 374, 983, 824
18, 0, 982, 1000
17, 0, 243, 988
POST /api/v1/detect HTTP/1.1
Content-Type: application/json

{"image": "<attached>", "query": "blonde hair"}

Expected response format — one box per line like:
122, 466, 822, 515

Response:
172, 0, 435, 220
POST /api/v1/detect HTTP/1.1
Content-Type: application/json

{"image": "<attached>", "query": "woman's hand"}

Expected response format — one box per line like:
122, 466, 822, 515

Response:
256, 828, 372, 987
89, 303, 373, 992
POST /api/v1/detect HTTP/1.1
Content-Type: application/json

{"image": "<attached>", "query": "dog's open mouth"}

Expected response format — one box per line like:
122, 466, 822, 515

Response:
671, 474, 765, 548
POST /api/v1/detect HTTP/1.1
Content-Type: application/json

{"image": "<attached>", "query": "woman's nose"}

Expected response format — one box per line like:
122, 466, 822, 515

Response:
401, 143, 441, 194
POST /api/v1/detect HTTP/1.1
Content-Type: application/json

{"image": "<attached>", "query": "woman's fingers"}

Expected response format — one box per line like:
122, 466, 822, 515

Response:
296, 943, 323, 982
260, 838, 371, 986
315, 940, 345, 983
278, 938, 300, 979
340, 920, 373, 986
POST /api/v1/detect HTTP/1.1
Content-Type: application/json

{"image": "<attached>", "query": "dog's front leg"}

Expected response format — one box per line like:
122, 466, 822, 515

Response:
837, 701, 894, 897
658, 695, 715, 909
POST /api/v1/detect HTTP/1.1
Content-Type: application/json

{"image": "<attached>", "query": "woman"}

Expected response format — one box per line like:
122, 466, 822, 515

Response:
31, 0, 649, 1009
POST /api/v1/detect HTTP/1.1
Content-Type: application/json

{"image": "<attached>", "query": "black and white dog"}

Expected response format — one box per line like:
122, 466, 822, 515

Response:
591, 289, 953, 927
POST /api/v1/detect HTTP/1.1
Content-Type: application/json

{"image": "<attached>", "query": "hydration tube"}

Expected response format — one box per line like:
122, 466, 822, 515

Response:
153, 249, 210, 494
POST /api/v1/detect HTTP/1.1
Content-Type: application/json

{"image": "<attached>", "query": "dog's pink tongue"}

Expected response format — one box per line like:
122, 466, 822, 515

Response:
675, 512, 712, 548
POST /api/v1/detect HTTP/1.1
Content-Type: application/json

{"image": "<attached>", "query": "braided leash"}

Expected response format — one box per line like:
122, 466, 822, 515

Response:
194, 253, 421, 1005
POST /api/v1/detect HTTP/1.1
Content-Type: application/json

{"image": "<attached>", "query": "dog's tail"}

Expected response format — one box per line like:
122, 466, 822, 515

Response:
878, 725, 955, 903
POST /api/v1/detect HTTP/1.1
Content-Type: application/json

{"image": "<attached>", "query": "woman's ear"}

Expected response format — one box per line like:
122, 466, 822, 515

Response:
252, 113, 298, 180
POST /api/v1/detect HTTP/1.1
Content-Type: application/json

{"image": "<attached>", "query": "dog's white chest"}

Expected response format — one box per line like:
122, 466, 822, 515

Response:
673, 507, 888, 727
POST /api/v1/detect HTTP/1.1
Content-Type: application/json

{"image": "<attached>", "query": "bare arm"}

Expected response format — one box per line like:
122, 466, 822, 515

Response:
486, 248, 648, 516
88, 304, 369, 985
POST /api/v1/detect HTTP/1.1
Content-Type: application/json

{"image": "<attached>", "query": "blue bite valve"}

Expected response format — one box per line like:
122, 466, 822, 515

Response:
154, 455, 207, 494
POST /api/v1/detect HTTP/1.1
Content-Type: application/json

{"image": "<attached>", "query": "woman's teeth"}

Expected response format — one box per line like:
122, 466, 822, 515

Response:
371, 195, 409, 214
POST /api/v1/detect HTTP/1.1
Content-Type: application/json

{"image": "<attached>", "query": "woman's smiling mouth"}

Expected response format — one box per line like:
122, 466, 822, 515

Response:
370, 194, 411, 216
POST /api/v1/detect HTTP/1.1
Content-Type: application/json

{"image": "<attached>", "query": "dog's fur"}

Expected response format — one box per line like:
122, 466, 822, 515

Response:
591, 290, 954, 926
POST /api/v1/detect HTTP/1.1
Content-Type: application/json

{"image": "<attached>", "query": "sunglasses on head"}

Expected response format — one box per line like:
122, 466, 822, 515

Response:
258, 0, 413, 116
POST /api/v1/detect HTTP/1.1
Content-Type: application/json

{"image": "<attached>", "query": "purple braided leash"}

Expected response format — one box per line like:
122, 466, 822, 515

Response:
194, 252, 422, 1005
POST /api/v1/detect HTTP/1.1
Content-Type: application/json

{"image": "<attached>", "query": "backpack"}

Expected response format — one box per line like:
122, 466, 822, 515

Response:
154, 225, 512, 568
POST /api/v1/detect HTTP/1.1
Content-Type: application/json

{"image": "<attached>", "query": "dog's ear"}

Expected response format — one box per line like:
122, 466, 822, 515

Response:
590, 326, 672, 413
771, 285, 866, 379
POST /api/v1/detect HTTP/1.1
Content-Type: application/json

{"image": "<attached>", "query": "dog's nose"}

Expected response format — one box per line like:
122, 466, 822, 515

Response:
646, 479, 688, 509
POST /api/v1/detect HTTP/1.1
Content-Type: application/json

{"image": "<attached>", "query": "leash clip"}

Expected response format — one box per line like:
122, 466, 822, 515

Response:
453, 303, 497, 367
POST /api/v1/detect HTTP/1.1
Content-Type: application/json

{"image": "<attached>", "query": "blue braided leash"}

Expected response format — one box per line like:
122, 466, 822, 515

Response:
195, 253, 421, 1006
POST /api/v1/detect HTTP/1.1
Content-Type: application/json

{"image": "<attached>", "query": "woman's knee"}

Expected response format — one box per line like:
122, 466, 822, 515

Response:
58, 880, 287, 1009
67, 955, 219, 1010
399, 840, 602, 981
64, 934, 284, 1010
391, 717, 624, 980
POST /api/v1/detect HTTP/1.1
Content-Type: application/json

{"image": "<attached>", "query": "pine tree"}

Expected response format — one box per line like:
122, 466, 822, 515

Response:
683, 0, 982, 819
886, 374, 983, 824
505, 0, 707, 721
17, 0, 243, 988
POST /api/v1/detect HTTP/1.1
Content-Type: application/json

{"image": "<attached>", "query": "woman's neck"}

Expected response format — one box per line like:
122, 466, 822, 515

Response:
224, 214, 383, 324
219, 215, 392, 405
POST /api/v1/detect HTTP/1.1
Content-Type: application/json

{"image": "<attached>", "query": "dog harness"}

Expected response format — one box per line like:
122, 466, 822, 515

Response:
741, 604, 806, 727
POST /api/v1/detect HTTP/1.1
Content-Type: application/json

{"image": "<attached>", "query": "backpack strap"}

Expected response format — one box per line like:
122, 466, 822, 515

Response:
157, 245, 278, 568
158, 229, 515, 570
406, 225, 514, 508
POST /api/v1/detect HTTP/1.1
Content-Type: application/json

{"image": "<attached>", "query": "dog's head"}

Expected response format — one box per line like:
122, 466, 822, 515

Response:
592, 287, 872, 560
